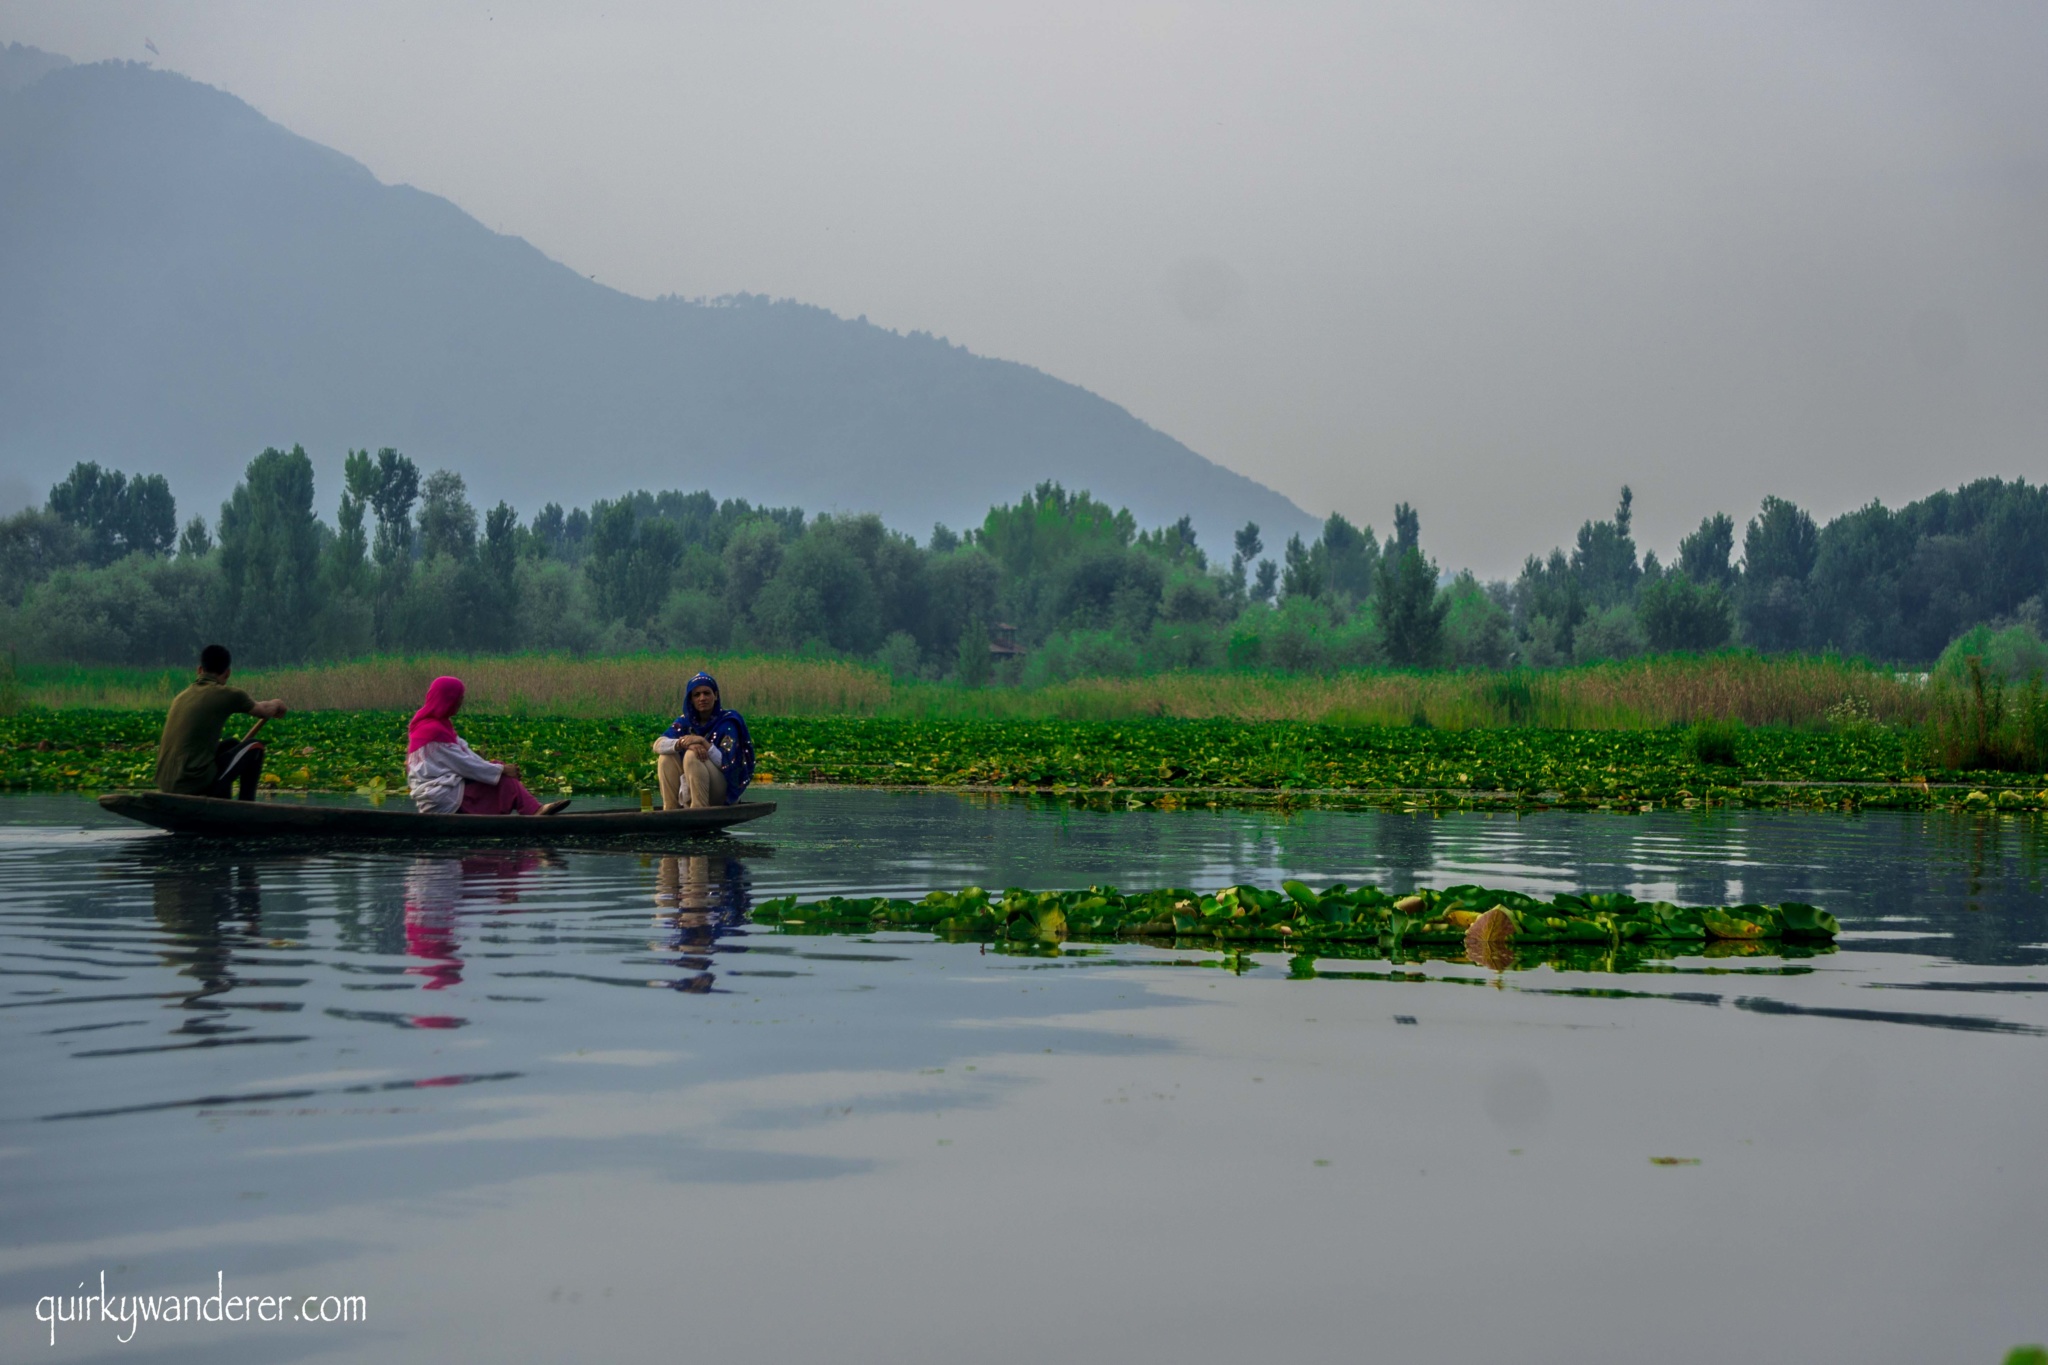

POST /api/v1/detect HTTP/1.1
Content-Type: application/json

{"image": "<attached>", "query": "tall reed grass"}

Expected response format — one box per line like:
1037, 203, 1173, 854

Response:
1925, 658, 2048, 772
889, 654, 1929, 728
15, 649, 1929, 729
17, 654, 893, 718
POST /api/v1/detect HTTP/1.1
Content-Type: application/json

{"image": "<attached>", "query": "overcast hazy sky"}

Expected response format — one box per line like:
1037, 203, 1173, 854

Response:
6, 0, 2045, 576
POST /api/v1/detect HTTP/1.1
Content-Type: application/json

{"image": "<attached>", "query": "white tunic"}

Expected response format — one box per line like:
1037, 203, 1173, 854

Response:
406, 739, 503, 814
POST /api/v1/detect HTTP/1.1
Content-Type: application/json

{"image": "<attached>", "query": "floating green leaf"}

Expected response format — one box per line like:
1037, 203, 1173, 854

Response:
751, 882, 1839, 965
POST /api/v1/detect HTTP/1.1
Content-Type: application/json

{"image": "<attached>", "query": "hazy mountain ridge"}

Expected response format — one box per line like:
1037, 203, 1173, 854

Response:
0, 54, 1319, 551
0, 41, 70, 91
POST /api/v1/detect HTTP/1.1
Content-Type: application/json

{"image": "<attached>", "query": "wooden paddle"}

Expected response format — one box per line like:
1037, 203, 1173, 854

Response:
220, 714, 270, 780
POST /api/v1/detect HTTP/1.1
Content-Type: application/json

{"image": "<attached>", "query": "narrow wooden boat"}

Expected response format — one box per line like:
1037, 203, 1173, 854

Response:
99, 791, 775, 840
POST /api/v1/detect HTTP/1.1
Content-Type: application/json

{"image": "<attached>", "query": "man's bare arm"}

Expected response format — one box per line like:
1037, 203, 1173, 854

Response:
253, 699, 288, 719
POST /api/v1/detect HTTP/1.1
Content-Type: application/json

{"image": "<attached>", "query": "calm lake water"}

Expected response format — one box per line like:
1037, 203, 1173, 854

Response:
2, 789, 2045, 1363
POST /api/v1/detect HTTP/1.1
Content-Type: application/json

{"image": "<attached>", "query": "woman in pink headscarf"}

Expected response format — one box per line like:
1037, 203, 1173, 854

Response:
405, 676, 567, 816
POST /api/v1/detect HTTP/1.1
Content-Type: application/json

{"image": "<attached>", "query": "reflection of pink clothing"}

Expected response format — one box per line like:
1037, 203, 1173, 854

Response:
404, 912, 463, 990
460, 775, 542, 814
402, 851, 549, 1005
404, 857, 467, 994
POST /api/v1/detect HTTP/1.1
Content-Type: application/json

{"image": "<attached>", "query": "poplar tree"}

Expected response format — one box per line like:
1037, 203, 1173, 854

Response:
216, 446, 320, 662
1374, 503, 1447, 666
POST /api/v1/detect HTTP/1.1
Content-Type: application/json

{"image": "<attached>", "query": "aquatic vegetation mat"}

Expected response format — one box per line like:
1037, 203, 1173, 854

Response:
752, 882, 1841, 965
4, 711, 2043, 811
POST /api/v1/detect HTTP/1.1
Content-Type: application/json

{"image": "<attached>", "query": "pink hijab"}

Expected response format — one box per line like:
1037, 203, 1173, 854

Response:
408, 676, 465, 752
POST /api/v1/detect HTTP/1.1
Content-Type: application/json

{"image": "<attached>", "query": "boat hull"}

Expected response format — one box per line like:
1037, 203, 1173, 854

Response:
98, 791, 775, 840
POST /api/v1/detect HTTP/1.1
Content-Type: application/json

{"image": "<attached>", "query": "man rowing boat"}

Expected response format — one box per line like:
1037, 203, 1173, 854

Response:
154, 644, 287, 800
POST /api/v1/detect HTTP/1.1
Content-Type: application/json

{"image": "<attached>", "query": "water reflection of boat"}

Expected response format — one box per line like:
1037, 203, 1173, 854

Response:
650, 854, 752, 993
99, 792, 775, 840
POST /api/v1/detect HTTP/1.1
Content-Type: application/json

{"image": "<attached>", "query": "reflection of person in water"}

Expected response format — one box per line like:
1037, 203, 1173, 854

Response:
150, 856, 265, 1022
651, 854, 751, 993
403, 859, 467, 994
403, 852, 552, 1022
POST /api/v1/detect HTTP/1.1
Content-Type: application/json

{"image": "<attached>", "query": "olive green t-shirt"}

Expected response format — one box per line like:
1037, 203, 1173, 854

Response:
155, 677, 256, 794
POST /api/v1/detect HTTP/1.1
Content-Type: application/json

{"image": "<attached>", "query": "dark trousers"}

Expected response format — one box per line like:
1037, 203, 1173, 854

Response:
208, 739, 266, 800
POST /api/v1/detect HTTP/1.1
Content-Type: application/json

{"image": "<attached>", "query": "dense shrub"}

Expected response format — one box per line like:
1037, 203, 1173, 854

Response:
1573, 605, 1647, 664
1928, 657, 2048, 772
0, 510, 85, 605
515, 560, 600, 655
20, 554, 224, 666
1935, 623, 2048, 683
1638, 571, 1733, 652
1441, 572, 1512, 667
1686, 719, 1744, 767
1024, 630, 1144, 685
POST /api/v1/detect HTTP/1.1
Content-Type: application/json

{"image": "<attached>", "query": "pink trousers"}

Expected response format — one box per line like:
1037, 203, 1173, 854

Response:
460, 775, 543, 815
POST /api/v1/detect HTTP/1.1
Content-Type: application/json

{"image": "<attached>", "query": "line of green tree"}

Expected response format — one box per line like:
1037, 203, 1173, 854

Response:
3, 447, 2043, 677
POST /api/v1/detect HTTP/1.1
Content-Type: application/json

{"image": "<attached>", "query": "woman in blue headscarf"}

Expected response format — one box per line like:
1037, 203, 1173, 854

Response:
652, 672, 755, 809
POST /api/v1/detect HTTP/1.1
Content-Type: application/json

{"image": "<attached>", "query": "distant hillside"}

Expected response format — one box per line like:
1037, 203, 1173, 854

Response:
0, 53, 1318, 551
0, 40, 69, 92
